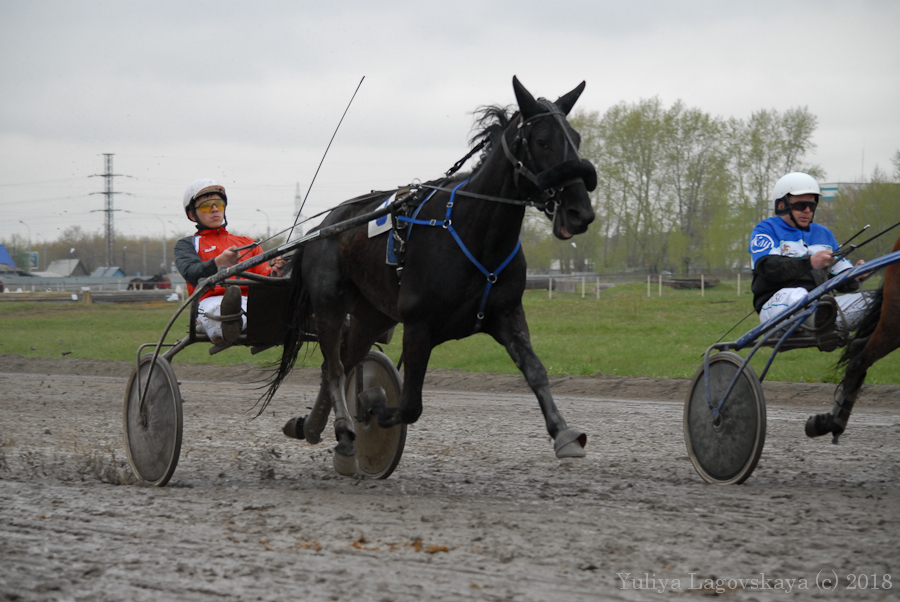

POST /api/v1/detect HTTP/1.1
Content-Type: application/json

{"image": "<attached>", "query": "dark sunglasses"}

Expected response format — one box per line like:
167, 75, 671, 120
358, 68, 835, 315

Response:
789, 200, 817, 213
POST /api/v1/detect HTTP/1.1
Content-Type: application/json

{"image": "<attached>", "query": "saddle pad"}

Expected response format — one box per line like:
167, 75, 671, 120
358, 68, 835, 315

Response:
368, 193, 396, 238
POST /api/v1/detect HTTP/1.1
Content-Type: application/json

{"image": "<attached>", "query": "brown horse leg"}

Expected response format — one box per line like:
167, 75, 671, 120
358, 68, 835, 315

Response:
808, 262, 900, 442
486, 303, 586, 458
806, 352, 872, 443
809, 325, 898, 442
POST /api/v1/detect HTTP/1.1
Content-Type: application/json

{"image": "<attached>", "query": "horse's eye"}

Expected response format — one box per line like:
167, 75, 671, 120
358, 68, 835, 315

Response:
535, 139, 550, 150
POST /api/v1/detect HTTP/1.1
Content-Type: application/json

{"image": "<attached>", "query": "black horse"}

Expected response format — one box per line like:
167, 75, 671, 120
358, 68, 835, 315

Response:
265, 77, 597, 474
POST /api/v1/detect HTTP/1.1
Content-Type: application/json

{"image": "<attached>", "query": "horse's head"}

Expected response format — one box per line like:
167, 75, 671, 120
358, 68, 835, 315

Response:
506, 76, 596, 240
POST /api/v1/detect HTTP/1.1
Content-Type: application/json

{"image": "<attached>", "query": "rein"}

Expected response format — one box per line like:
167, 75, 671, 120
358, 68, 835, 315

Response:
417, 183, 540, 207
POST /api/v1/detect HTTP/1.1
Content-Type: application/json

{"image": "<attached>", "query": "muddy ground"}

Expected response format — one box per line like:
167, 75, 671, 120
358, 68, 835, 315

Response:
1, 354, 899, 601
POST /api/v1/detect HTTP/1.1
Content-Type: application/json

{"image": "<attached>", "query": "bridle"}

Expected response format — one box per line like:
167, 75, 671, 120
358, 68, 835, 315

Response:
500, 98, 597, 218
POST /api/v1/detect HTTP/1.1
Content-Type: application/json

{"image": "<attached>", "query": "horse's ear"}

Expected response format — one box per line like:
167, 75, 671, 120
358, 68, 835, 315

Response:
555, 81, 586, 116
513, 76, 540, 119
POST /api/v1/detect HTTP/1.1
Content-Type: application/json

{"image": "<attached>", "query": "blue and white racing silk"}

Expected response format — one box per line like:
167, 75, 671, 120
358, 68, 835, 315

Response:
748, 217, 869, 329
748, 217, 852, 275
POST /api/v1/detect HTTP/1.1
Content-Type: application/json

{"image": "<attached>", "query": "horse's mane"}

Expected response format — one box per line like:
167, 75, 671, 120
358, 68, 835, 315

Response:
468, 104, 518, 172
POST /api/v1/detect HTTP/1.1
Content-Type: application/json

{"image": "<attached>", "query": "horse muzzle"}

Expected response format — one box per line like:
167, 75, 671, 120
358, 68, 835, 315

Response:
550, 190, 595, 240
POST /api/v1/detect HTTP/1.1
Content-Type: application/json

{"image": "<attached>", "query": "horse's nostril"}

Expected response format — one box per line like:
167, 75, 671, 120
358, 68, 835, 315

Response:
567, 208, 594, 227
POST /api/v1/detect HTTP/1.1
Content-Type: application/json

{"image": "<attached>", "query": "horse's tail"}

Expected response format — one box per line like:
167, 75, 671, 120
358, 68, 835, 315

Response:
257, 248, 313, 414
836, 285, 884, 372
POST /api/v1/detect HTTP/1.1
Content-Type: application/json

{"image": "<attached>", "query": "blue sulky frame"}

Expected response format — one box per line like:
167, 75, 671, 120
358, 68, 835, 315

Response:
701, 248, 900, 420
683, 247, 900, 485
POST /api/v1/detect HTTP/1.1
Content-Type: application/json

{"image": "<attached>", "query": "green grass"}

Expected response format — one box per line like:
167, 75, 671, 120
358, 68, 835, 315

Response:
2, 280, 898, 385
0, 301, 294, 368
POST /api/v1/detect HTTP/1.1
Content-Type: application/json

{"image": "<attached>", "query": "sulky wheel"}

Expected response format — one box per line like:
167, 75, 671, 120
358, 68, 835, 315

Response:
123, 354, 183, 486
344, 349, 406, 479
684, 351, 766, 485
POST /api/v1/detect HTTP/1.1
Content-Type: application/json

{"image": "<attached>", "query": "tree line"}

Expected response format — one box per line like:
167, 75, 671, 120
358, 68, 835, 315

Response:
524, 98, 899, 275
3, 98, 898, 277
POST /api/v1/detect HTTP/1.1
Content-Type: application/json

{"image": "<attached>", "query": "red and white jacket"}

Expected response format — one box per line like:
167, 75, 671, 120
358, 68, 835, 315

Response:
174, 227, 270, 301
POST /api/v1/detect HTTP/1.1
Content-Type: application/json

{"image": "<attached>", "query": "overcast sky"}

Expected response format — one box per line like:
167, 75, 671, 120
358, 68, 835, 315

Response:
2, 0, 898, 246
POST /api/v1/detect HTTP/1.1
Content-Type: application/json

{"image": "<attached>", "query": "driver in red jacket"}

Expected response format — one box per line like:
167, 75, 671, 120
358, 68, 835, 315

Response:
174, 179, 272, 345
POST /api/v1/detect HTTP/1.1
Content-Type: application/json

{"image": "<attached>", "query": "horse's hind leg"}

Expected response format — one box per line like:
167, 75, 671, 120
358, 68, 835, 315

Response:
282, 311, 350, 446
807, 342, 881, 443
314, 312, 361, 476
487, 303, 586, 459
808, 316, 900, 443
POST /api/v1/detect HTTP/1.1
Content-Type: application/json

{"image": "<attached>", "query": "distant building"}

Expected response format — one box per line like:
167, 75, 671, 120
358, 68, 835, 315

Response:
0, 263, 30, 277
819, 182, 863, 203
0, 244, 15, 267
44, 259, 89, 277
0, 244, 29, 276
91, 267, 126, 278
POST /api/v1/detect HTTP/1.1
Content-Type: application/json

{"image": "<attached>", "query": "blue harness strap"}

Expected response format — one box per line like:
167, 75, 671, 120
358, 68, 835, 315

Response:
397, 179, 521, 331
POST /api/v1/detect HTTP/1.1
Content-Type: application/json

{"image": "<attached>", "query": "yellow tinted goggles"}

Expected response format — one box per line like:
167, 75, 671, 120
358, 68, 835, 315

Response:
195, 198, 226, 213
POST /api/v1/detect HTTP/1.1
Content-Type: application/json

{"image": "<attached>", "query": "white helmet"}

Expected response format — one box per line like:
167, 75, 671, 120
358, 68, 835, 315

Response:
771, 172, 820, 200
183, 178, 227, 217
772, 172, 820, 217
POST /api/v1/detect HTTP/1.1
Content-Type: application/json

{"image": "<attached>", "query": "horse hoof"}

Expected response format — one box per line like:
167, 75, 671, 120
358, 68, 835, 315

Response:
554, 428, 587, 459
282, 416, 305, 440
303, 416, 323, 445
332, 450, 358, 477
805, 413, 834, 438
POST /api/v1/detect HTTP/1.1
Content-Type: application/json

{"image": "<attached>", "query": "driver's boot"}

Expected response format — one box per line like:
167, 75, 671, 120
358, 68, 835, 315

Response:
813, 294, 840, 352
220, 286, 243, 344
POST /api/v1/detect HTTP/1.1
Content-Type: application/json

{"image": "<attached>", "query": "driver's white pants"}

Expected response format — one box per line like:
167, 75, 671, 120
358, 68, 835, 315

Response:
759, 287, 872, 332
197, 295, 248, 343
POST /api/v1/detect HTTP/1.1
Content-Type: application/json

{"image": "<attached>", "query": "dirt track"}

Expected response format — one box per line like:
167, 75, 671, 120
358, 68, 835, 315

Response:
2, 355, 899, 601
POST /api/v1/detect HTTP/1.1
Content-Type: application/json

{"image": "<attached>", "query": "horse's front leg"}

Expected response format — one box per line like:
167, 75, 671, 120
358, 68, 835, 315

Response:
487, 303, 586, 458
370, 322, 431, 428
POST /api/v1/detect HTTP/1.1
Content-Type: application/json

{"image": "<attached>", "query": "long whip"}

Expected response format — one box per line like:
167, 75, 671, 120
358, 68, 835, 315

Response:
286, 76, 366, 243
834, 224, 870, 256
834, 219, 900, 259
